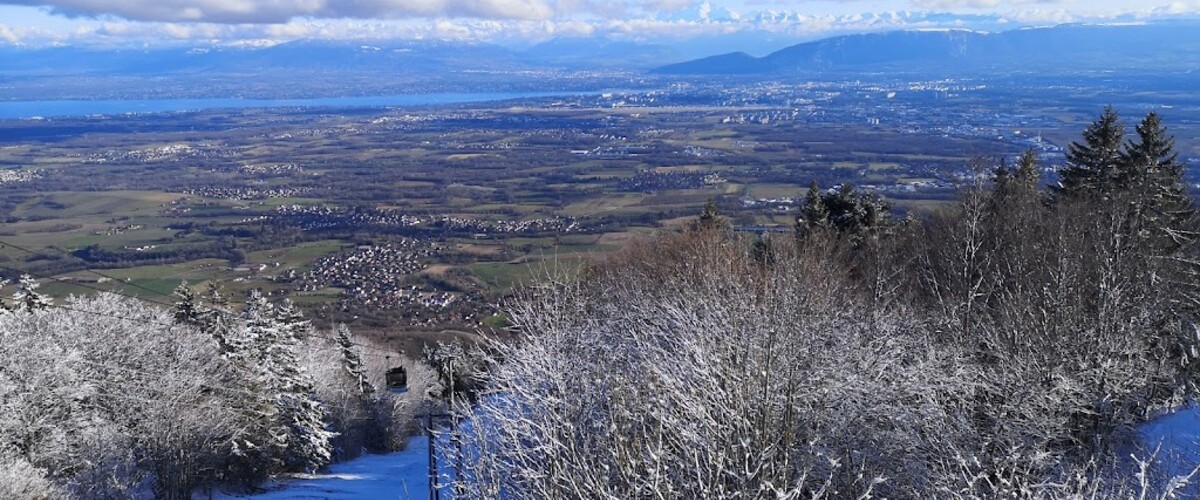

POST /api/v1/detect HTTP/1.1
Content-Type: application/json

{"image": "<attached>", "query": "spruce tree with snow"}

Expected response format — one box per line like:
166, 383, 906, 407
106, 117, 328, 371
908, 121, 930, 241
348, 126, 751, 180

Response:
194, 283, 238, 354
272, 298, 310, 341
0, 279, 11, 313
171, 281, 201, 325
335, 324, 375, 397
240, 290, 335, 472
12, 275, 51, 312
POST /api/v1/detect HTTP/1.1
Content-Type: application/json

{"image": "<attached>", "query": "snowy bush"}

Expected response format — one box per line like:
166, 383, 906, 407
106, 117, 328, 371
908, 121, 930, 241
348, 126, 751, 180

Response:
0, 290, 405, 498
0, 449, 64, 500
446, 223, 1200, 499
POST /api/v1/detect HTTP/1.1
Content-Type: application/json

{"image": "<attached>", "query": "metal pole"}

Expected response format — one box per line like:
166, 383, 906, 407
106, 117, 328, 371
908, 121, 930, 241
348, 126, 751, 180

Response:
427, 413, 439, 500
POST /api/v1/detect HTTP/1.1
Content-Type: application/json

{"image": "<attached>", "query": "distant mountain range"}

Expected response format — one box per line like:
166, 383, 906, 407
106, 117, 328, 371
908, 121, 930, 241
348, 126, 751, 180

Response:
3, 21, 1200, 82
655, 21, 1200, 75
0, 37, 687, 77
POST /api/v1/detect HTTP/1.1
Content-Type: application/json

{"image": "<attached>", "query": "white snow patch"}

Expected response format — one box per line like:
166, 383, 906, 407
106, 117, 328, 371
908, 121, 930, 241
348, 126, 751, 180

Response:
1139, 405, 1200, 478
211, 436, 431, 499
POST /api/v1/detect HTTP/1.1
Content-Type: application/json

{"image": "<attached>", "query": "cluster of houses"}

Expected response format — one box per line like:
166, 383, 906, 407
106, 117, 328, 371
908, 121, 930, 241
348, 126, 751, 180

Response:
274, 205, 580, 236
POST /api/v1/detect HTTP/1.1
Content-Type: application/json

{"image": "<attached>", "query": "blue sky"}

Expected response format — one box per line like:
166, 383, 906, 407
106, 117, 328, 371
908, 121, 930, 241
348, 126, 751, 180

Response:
1, 0, 1197, 47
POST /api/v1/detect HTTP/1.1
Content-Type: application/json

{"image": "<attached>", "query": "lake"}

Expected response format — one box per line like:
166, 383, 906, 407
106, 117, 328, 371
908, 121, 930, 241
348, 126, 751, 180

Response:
0, 92, 588, 120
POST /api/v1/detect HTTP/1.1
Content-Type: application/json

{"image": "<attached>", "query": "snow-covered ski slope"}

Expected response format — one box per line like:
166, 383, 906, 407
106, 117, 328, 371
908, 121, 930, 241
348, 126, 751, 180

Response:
213, 436, 432, 499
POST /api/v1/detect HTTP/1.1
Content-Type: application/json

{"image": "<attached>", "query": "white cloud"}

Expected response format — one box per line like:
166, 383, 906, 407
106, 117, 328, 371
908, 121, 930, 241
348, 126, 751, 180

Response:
2, 1, 1199, 48
909, 0, 1064, 8
1154, 0, 1200, 14
0, 0, 730, 24
3, 0, 566, 23
0, 23, 20, 43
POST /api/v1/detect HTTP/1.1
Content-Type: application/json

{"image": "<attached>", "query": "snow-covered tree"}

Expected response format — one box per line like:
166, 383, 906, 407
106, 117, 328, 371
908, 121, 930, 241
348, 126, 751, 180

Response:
335, 324, 375, 397
237, 290, 335, 473
446, 227, 1200, 498
272, 298, 310, 340
171, 280, 201, 325
0, 289, 408, 497
11, 275, 51, 312
0, 279, 11, 313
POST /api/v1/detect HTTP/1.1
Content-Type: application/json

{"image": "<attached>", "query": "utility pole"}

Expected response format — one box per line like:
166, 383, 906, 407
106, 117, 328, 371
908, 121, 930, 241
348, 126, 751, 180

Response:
427, 413, 439, 500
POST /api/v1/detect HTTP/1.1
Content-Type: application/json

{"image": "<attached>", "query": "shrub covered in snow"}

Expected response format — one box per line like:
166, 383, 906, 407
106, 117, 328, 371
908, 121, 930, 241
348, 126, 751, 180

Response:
447, 215, 1200, 498
0, 288, 418, 498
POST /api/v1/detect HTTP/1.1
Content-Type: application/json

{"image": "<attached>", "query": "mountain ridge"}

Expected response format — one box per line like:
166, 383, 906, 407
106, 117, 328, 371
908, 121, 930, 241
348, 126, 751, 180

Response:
655, 21, 1200, 75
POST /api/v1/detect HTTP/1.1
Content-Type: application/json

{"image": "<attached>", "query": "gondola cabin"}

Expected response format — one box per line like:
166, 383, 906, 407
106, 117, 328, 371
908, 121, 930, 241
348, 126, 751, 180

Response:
386, 366, 408, 394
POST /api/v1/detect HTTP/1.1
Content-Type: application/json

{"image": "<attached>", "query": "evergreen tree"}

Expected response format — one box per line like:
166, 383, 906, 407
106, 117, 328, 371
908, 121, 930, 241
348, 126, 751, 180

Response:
334, 324, 375, 397
1014, 149, 1042, 193
856, 191, 891, 231
0, 279, 11, 313
994, 149, 1042, 202
699, 199, 718, 222
272, 299, 310, 341
240, 290, 335, 473
1122, 112, 1178, 178
196, 282, 236, 354
691, 197, 724, 231
750, 233, 775, 267
825, 184, 862, 232
992, 160, 1011, 189
1058, 106, 1125, 198
800, 181, 830, 230
822, 184, 891, 234
1121, 111, 1193, 234
12, 275, 51, 312
204, 281, 229, 309
171, 280, 201, 325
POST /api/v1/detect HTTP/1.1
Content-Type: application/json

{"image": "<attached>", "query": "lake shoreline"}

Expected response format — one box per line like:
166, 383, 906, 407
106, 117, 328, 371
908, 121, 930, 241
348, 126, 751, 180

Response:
0, 91, 598, 120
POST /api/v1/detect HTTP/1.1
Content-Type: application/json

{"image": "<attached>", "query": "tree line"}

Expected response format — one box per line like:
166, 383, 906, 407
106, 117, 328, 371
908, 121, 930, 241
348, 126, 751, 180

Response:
0, 279, 438, 499
443, 108, 1200, 498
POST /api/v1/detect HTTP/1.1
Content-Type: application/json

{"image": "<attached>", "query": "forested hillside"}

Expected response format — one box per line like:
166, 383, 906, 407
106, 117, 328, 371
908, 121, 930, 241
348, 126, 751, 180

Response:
443, 109, 1200, 498
0, 283, 436, 499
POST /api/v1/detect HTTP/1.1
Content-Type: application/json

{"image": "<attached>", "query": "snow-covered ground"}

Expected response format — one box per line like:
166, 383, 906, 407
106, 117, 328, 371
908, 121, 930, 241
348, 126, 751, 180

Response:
1140, 405, 1200, 479
202, 406, 1199, 499
211, 436, 433, 499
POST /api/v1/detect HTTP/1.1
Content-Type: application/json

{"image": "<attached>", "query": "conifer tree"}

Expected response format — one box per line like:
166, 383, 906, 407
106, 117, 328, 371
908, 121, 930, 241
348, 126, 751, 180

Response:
171, 280, 202, 325
994, 149, 1042, 202
240, 289, 335, 472
1059, 106, 1125, 197
695, 199, 725, 231
12, 275, 51, 312
1121, 111, 1192, 233
272, 298, 310, 341
826, 184, 861, 232
992, 159, 1011, 189
822, 184, 890, 234
0, 279, 10, 313
1122, 112, 1178, 178
800, 181, 830, 229
334, 324, 375, 397
196, 282, 236, 354
203, 281, 229, 309
1014, 149, 1042, 192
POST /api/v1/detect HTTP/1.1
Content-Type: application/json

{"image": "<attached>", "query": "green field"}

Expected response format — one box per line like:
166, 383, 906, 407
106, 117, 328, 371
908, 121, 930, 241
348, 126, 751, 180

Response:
0, 99, 1058, 330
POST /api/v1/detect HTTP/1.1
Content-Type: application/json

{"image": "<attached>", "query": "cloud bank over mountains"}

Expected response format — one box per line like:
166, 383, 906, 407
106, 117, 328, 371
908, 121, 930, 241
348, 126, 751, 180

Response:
0, 0, 1198, 48
5, 0, 623, 23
